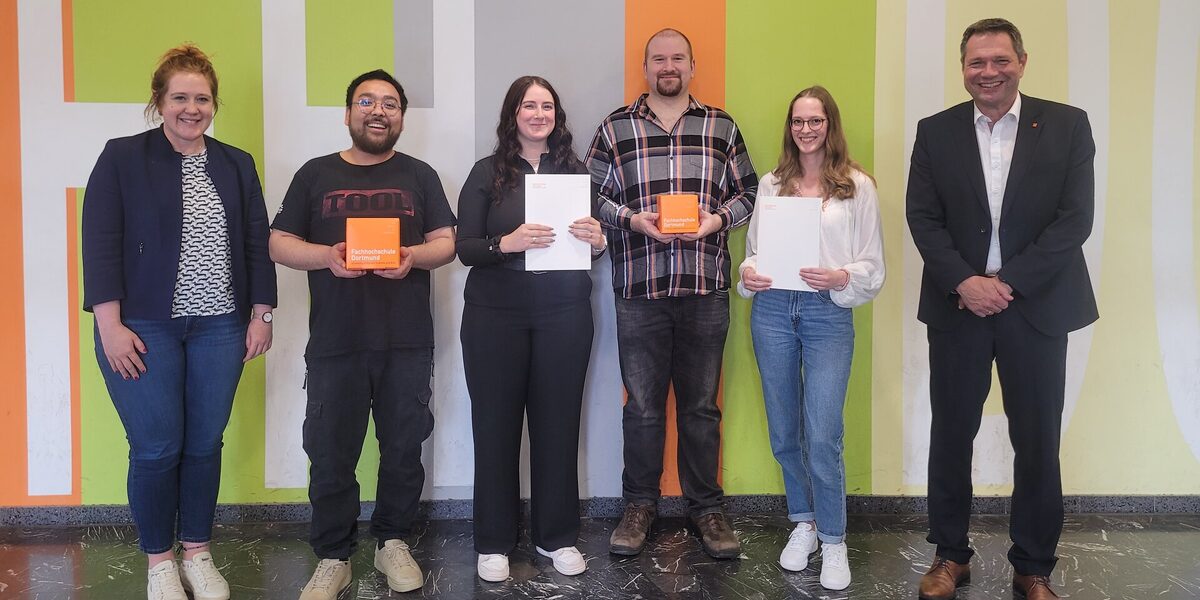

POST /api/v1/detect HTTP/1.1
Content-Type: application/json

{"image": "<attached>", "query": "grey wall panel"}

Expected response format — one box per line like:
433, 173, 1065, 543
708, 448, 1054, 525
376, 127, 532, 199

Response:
473, 0, 627, 498
394, 0, 435, 108
473, 0, 626, 160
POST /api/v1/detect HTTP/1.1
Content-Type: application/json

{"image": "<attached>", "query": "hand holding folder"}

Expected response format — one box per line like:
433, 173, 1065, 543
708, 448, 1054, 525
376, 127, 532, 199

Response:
524, 174, 591, 271
500, 222, 555, 252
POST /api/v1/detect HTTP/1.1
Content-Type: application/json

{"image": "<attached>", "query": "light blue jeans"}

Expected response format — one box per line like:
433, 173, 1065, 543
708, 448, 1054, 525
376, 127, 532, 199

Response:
750, 289, 854, 544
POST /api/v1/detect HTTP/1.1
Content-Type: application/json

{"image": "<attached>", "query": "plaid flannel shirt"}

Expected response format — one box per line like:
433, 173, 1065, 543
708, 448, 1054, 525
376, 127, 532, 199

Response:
586, 94, 757, 299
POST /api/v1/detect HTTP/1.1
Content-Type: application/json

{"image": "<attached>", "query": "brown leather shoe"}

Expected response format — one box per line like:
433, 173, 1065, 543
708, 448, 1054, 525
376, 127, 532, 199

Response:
609, 503, 656, 555
918, 556, 970, 599
1013, 574, 1060, 599
688, 512, 741, 559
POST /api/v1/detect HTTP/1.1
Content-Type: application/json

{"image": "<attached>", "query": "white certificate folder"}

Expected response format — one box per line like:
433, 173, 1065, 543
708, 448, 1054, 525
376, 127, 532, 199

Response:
524, 174, 592, 271
756, 196, 822, 292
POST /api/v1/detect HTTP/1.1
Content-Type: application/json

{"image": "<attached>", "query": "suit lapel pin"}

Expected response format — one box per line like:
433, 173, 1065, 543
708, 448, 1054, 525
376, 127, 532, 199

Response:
1032, 121, 1039, 128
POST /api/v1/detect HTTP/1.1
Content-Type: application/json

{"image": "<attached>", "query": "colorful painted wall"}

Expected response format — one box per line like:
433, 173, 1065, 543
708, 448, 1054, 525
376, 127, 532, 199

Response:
2, 0, 1198, 508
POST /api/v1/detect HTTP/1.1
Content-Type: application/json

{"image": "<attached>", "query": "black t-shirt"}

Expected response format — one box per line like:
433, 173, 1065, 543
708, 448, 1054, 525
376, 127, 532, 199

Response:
272, 151, 457, 357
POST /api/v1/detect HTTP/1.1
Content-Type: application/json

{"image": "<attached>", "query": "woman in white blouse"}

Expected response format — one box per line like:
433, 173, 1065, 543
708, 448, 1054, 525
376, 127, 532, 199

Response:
738, 85, 884, 591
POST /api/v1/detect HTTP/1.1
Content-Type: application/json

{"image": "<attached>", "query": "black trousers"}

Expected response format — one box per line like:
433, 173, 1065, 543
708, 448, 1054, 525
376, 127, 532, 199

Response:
303, 347, 434, 559
614, 291, 730, 516
461, 269, 593, 554
926, 306, 1067, 576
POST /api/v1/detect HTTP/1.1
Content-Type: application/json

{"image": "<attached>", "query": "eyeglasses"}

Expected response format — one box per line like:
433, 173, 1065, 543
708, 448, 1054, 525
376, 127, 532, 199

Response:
354, 97, 402, 115
790, 117, 826, 131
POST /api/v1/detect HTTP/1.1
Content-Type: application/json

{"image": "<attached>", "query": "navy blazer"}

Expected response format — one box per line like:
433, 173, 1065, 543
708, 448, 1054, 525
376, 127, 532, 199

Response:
82, 126, 277, 320
906, 94, 1098, 336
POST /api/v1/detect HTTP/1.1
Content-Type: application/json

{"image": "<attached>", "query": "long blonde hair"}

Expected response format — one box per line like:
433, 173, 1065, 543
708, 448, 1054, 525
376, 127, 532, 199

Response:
773, 86, 872, 200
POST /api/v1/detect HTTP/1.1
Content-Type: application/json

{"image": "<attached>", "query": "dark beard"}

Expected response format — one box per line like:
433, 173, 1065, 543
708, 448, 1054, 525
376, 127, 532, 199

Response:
350, 123, 401, 155
655, 75, 682, 97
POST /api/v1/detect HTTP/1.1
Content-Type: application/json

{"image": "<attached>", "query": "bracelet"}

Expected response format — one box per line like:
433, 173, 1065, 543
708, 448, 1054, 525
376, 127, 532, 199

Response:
833, 269, 850, 291
591, 234, 608, 255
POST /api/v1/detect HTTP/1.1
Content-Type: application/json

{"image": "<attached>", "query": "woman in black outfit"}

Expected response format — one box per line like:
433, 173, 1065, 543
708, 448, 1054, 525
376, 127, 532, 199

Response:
456, 75, 605, 582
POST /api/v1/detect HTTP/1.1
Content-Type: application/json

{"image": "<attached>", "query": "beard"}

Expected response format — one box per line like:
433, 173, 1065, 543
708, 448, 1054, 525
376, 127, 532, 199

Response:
350, 118, 402, 155
655, 74, 683, 97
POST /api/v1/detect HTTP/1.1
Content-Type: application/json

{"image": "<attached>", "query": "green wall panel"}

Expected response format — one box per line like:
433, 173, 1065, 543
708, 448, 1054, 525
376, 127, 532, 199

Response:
72, 0, 264, 168
305, 0, 395, 107
723, 0, 877, 495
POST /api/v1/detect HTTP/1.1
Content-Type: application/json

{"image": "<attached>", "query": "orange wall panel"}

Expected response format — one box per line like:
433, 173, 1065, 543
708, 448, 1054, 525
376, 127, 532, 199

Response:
0, 0, 30, 504
624, 0, 726, 107
622, 0, 727, 497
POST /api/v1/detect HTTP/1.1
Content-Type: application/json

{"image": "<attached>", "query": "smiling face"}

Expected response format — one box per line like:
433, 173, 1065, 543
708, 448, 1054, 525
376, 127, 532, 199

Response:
344, 79, 404, 156
157, 71, 214, 154
962, 31, 1026, 120
514, 84, 555, 153
790, 96, 828, 159
643, 33, 694, 99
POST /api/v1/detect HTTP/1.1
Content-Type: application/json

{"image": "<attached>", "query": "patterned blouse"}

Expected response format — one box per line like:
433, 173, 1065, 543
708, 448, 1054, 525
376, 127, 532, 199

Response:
171, 151, 236, 317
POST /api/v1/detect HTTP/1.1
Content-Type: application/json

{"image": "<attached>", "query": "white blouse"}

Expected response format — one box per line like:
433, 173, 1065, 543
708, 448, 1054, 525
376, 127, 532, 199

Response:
738, 169, 885, 308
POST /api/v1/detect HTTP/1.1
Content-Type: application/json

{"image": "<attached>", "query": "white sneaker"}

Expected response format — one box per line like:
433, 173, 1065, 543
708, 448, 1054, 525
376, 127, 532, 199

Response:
146, 560, 187, 600
779, 522, 818, 571
536, 546, 587, 576
819, 542, 852, 590
299, 559, 351, 600
180, 552, 230, 600
374, 539, 423, 592
476, 553, 509, 582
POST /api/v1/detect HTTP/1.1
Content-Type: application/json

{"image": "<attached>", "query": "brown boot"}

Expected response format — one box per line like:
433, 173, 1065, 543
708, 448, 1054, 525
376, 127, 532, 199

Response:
918, 556, 970, 599
1013, 574, 1060, 599
609, 503, 656, 555
688, 512, 741, 559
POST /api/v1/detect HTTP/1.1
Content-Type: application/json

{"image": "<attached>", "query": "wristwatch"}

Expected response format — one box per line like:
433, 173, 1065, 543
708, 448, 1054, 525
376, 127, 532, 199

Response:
256, 311, 273, 324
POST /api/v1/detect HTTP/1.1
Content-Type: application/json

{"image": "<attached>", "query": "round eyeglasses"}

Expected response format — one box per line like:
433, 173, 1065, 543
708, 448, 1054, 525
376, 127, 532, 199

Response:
790, 117, 826, 131
354, 97, 402, 115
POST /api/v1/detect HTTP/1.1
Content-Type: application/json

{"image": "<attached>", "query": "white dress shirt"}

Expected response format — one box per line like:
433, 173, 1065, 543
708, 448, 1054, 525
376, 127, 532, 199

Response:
737, 169, 885, 308
973, 94, 1021, 274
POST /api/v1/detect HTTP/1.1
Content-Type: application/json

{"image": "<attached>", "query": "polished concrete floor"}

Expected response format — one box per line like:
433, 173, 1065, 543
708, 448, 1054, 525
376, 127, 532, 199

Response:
1, 514, 1198, 599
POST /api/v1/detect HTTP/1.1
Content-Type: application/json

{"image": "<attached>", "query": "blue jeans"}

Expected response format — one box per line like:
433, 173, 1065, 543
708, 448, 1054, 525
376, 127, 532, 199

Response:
95, 313, 247, 554
750, 289, 853, 544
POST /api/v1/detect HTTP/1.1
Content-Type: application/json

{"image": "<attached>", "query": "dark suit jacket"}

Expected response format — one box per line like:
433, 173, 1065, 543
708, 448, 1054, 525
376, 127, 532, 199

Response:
906, 94, 1098, 336
82, 126, 277, 320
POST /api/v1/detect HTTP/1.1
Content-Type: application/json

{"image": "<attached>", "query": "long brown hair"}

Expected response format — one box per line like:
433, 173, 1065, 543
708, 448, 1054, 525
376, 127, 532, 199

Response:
773, 86, 871, 201
491, 75, 581, 202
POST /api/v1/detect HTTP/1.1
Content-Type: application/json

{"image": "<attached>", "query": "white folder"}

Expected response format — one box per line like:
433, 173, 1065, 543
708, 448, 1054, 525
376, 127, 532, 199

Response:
524, 174, 592, 271
756, 196, 822, 292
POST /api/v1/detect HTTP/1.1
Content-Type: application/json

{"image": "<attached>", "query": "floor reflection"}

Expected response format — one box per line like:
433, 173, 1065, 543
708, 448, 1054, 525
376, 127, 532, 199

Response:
1, 514, 1199, 598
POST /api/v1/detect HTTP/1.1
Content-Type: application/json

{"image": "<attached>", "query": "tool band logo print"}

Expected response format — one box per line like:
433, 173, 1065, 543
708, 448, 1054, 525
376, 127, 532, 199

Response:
321, 188, 415, 218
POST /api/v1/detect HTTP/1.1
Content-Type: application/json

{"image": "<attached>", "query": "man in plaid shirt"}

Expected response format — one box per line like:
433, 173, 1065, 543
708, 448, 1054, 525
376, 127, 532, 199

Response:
585, 28, 757, 560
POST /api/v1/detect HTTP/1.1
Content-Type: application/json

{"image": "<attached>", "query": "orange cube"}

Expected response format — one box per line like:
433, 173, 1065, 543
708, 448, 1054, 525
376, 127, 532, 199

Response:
657, 194, 700, 234
345, 217, 401, 270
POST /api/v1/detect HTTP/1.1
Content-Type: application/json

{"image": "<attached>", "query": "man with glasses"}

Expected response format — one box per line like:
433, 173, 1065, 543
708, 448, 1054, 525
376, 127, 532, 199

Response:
907, 18, 1096, 600
585, 28, 757, 559
270, 69, 456, 599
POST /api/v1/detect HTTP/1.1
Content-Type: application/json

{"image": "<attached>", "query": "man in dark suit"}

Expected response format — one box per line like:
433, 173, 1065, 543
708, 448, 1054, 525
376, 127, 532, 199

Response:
906, 18, 1097, 600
